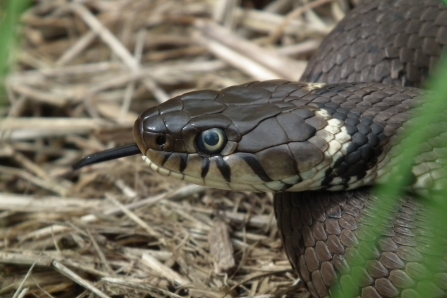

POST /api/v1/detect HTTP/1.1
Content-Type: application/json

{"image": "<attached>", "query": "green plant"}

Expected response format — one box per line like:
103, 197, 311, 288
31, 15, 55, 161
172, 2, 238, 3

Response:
0, 0, 30, 107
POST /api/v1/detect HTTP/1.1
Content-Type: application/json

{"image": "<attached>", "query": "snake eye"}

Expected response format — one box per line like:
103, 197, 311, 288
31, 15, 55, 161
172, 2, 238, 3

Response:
196, 128, 227, 154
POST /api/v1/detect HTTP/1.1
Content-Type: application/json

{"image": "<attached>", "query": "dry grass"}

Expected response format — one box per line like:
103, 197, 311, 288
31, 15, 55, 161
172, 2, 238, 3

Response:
0, 0, 351, 297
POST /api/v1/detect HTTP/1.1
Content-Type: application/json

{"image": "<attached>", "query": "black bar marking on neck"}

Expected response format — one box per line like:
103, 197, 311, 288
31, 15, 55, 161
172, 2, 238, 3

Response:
179, 153, 188, 173
215, 156, 231, 182
201, 157, 210, 178
237, 153, 272, 182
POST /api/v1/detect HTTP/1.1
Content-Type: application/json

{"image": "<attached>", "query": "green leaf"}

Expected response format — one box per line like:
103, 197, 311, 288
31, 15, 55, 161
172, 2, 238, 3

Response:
0, 0, 31, 107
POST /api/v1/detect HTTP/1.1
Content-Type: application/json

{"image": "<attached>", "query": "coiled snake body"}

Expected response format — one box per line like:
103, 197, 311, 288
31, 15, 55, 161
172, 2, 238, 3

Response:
74, 0, 447, 297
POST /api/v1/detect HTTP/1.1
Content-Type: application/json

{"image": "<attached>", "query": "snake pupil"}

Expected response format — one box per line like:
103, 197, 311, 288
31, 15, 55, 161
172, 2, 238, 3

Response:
203, 131, 219, 146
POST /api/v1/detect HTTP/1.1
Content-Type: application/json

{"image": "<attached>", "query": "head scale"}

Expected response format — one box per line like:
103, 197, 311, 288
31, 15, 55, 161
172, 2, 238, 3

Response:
132, 81, 326, 192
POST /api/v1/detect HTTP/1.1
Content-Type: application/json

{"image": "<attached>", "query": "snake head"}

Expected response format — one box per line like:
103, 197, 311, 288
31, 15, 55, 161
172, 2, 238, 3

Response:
134, 89, 239, 188
75, 80, 400, 192
133, 80, 338, 192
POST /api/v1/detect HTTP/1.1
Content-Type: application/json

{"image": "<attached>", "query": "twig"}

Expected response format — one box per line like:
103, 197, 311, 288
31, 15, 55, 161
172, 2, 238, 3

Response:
268, 0, 334, 43
195, 21, 305, 80
141, 253, 190, 286
70, 3, 139, 71
52, 260, 112, 298
106, 193, 162, 238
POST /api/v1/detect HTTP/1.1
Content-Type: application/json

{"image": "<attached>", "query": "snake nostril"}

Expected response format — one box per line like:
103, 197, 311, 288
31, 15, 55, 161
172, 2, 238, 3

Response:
156, 135, 166, 146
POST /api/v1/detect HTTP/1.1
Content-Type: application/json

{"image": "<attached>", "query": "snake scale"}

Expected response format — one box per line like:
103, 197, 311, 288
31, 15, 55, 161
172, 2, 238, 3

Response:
74, 0, 447, 297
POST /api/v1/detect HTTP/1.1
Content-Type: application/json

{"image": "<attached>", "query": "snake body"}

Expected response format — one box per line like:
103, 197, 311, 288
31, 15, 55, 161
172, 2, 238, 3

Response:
74, 0, 447, 297
279, 1, 447, 297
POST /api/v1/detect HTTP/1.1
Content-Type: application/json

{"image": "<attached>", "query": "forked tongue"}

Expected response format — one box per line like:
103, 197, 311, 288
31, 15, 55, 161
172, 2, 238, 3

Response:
72, 144, 141, 170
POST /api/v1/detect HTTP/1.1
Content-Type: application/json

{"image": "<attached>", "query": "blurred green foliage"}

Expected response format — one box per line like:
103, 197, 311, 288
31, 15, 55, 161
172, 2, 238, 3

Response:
0, 0, 30, 107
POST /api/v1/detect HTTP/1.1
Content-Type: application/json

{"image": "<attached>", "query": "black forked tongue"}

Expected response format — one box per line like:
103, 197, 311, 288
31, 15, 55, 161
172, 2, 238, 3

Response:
72, 144, 141, 170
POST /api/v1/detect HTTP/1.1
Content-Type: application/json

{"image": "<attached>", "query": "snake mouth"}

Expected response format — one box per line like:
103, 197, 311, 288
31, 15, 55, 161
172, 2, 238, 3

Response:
141, 153, 269, 191
141, 150, 327, 192
142, 155, 185, 181
143, 154, 242, 190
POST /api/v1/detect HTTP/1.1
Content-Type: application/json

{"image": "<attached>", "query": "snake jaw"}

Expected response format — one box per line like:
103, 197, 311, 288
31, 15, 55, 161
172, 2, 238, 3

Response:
141, 152, 289, 191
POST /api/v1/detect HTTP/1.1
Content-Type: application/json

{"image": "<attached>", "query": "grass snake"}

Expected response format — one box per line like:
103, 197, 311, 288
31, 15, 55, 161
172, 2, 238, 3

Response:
74, 0, 447, 297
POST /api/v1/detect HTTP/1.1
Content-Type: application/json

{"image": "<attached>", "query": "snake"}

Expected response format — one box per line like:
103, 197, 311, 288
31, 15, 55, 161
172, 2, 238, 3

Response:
73, 0, 447, 297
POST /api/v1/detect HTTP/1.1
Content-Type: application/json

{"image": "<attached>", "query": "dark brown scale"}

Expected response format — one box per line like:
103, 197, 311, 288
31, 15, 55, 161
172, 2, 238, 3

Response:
275, 190, 447, 298
275, 0, 447, 297
301, 0, 447, 87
